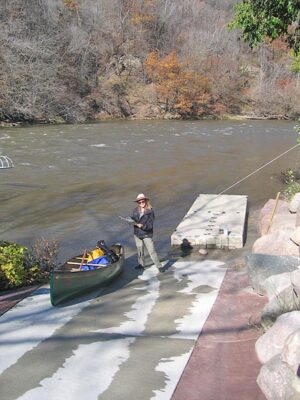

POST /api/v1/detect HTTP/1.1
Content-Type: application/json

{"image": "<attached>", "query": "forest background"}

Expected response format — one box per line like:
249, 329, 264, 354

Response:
1, 0, 300, 124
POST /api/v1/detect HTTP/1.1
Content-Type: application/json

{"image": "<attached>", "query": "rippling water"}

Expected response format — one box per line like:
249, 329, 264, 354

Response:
0, 120, 298, 262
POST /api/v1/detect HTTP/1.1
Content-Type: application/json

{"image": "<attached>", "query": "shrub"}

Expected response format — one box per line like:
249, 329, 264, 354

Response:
30, 237, 59, 272
0, 239, 59, 290
282, 168, 300, 201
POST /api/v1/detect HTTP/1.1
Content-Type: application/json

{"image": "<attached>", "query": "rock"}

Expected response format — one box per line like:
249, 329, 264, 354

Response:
198, 249, 208, 255
247, 254, 300, 295
261, 287, 300, 331
291, 269, 300, 297
290, 193, 300, 213
259, 199, 296, 235
163, 112, 181, 120
256, 311, 300, 364
252, 230, 299, 256
296, 203, 300, 227
290, 227, 300, 246
282, 329, 300, 374
257, 355, 300, 400
263, 272, 292, 302
271, 213, 297, 235
253, 197, 300, 399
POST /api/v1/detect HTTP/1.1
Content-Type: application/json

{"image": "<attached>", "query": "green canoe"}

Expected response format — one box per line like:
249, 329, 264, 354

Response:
50, 244, 124, 306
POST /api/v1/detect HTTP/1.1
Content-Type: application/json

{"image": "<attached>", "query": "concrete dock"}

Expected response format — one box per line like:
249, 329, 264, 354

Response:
171, 194, 248, 249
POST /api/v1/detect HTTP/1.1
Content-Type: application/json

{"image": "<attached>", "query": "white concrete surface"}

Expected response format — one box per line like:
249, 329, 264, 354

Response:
0, 286, 94, 375
0, 259, 226, 400
171, 194, 248, 249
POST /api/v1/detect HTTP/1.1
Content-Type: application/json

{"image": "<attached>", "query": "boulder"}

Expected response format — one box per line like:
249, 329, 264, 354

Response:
256, 311, 300, 364
198, 249, 208, 255
289, 193, 300, 213
247, 254, 300, 295
291, 269, 300, 297
261, 287, 300, 331
257, 355, 300, 400
290, 227, 300, 246
263, 272, 292, 302
270, 213, 297, 235
282, 329, 300, 375
259, 199, 296, 235
252, 230, 299, 256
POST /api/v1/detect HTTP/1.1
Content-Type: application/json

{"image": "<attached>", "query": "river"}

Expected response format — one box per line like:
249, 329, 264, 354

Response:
0, 120, 298, 263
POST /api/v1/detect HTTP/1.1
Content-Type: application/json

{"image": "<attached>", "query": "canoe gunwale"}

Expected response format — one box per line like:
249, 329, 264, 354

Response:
50, 244, 124, 306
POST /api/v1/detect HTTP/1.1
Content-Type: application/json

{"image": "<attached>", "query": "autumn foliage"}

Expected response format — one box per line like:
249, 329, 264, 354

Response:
144, 52, 212, 118
63, 0, 80, 11
0, 0, 299, 123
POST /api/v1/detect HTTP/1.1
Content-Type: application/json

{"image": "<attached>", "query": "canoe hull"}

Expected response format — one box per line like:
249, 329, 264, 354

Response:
50, 245, 124, 306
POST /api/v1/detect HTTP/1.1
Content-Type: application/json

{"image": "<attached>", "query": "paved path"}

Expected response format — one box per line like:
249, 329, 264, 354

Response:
0, 257, 265, 400
172, 268, 267, 400
0, 286, 40, 316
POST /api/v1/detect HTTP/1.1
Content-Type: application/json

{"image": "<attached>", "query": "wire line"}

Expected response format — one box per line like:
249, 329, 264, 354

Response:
218, 143, 300, 196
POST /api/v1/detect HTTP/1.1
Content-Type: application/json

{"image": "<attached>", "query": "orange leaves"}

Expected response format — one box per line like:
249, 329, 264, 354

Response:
145, 51, 181, 82
144, 51, 211, 117
131, 12, 155, 26
63, 0, 80, 11
123, 0, 156, 27
276, 78, 293, 89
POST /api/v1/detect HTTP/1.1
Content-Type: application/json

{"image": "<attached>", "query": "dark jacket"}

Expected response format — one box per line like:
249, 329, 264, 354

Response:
132, 207, 155, 239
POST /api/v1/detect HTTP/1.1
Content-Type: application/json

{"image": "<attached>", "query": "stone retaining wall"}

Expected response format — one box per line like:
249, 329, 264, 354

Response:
249, 194, 300, 399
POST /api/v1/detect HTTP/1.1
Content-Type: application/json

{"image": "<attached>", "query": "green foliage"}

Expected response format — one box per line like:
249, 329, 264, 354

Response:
0, 242, 27, 287
0, 241, 54, 290
282, 168, 300, 200
291, 51, 300, 72
229, 1, 300, 53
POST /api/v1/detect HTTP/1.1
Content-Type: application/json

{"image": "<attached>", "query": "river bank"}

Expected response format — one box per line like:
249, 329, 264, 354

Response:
0, 113, 297, 128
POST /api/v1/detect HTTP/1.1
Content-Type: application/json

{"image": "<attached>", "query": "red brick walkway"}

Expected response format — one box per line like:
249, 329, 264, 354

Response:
0, 285, 40, 316
172, 268, 267, 400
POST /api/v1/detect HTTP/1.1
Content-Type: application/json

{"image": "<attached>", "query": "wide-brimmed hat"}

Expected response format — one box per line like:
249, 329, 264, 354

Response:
134, 193, 149, 202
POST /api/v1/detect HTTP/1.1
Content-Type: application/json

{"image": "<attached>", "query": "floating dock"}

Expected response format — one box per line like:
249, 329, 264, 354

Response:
171, 194, 248, 249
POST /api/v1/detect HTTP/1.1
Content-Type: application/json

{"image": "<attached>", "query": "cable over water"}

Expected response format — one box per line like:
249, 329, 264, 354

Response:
218, 143, 300, 196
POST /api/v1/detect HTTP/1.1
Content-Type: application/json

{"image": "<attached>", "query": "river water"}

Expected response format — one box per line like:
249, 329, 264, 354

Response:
0, 120, 298, 263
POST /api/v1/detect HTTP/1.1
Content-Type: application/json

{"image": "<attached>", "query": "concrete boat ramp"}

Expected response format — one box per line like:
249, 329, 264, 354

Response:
0, 195, 264, 400
171, 194, 248, 249
0, 258, 227, 400
0, 257, 264, 400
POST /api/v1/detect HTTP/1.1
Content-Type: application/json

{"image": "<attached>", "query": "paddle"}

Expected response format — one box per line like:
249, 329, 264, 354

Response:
79, 249, 88, 270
